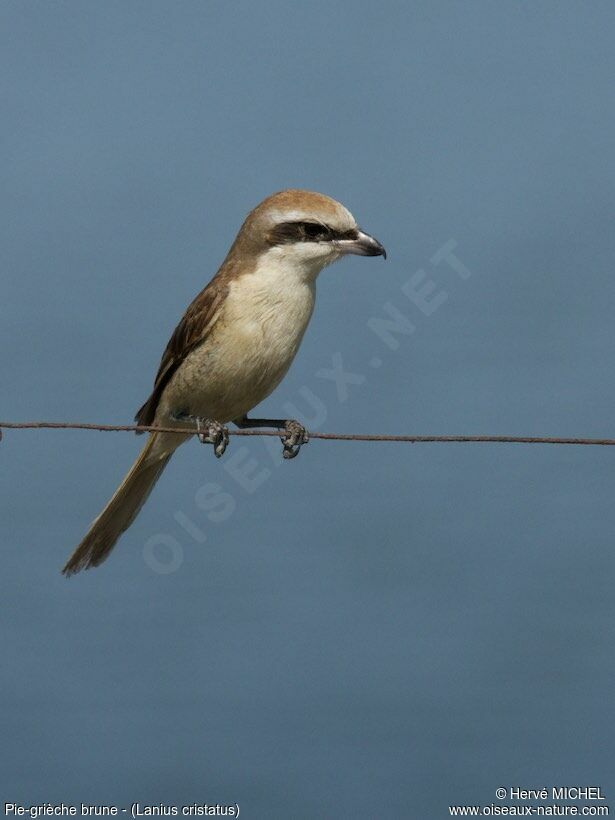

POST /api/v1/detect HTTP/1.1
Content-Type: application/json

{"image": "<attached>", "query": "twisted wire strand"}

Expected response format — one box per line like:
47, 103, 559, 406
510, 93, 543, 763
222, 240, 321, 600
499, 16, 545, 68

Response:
1, 421, 615, 447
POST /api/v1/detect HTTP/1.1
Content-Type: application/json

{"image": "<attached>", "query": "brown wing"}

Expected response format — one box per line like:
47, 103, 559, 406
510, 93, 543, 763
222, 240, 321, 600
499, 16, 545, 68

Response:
135, 281, 228, 427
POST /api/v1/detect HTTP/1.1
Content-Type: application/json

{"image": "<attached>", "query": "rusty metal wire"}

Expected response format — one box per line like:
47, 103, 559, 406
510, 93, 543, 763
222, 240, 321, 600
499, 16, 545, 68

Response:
1, 420, 615, 447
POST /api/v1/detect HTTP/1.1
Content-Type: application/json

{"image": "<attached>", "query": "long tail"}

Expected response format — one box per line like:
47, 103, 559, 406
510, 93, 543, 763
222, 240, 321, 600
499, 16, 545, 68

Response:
62, 433, 179, 576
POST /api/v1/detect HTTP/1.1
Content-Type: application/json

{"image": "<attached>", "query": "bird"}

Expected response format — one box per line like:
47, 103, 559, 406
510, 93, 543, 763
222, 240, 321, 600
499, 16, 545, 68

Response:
62, 189, 386, 575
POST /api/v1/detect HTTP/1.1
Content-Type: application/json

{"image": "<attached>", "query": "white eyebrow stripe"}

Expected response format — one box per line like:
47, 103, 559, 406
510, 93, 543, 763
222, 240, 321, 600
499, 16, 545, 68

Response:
267, 205, 357, 232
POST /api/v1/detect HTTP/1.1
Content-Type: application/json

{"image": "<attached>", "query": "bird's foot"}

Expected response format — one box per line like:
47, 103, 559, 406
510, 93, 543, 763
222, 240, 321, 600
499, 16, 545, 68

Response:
281, 420, 309, 460
195, 418, 229, 458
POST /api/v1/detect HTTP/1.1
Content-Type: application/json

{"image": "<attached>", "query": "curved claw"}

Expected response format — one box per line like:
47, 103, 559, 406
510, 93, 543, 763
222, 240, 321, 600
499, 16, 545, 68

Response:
196, 419, 229, 458
281, 420, 309, 460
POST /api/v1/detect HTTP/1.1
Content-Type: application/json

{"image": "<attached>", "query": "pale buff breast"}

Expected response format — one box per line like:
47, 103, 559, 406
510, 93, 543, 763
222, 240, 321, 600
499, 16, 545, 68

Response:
158, 267, 316, 423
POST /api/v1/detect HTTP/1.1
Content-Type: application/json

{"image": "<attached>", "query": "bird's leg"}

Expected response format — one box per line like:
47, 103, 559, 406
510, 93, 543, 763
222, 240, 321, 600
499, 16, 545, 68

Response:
234, 415, 309, 460
171, 411, 229, 458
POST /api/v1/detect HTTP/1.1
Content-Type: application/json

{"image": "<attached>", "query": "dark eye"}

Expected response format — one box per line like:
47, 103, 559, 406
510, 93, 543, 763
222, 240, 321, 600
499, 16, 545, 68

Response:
303, 222, 326, 240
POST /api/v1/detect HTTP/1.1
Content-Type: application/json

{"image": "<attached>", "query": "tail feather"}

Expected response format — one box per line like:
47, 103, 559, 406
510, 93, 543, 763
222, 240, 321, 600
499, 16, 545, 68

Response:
62, 433, 174, 576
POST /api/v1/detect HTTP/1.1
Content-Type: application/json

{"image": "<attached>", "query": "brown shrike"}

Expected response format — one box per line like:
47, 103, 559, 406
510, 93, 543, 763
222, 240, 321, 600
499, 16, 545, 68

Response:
62, 189, 386, 575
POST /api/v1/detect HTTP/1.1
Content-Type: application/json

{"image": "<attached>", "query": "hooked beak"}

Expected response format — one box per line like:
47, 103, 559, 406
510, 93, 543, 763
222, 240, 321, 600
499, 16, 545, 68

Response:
338, 229, 387, 260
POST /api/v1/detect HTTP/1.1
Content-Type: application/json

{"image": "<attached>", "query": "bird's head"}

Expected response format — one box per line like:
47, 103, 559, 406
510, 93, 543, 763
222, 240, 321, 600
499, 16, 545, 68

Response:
229, 189, 386, 281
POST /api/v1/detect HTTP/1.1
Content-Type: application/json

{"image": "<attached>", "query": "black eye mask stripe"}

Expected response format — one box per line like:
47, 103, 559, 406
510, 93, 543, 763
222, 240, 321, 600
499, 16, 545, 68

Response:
268, 221, 359, 246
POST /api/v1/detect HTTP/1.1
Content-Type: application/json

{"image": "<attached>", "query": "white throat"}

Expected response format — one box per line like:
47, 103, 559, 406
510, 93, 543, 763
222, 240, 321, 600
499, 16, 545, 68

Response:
259, 243, 337, 284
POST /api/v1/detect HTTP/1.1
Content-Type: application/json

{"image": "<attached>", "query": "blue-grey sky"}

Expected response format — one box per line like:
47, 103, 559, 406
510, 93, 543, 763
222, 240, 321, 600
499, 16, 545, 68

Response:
2, 2, 615, 817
